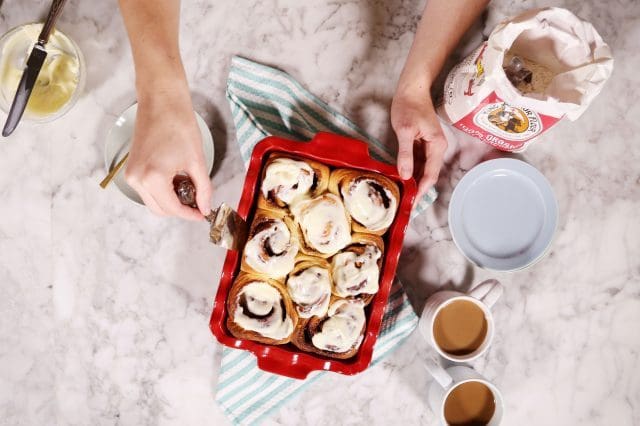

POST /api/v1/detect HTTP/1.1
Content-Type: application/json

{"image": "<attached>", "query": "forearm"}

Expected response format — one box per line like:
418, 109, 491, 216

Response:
396, 0, 489, 96
118, 0, 189, 101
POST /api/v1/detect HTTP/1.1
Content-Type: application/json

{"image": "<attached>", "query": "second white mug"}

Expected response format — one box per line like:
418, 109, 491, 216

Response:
425, 360, 504, 426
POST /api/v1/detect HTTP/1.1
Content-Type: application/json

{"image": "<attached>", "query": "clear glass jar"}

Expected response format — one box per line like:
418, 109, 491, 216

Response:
0, 23, 86, 123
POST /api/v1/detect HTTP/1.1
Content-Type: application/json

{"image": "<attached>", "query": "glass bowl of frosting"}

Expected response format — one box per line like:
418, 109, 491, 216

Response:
0, 23, 85, 123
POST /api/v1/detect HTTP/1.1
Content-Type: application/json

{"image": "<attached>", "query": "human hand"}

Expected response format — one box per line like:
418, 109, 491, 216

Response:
391, 91, 448, 199
125, 91, 212, 221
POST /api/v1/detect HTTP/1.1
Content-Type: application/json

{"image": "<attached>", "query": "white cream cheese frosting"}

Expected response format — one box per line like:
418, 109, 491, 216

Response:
234, 282, 293, 340
342, 178, 397, 231
291, 193, 351, 255
244, 218, 298, 277
0, 24, 80, 117
311, 300, 366, 353
286, 266, 331, 318
331, 244, 382, 297
261, 158, 315, 205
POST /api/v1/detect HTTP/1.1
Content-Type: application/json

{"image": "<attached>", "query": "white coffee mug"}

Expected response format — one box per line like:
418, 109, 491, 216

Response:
425, 361, 504, 426
419, 279, 503, 362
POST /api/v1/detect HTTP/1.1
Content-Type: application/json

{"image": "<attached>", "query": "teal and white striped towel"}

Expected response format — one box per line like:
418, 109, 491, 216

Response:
216, 56, 433, 426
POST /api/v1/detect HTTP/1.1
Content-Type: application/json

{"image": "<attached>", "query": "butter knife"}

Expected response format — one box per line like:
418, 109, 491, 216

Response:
2, 0, 68, 137
173, 175, 249, 251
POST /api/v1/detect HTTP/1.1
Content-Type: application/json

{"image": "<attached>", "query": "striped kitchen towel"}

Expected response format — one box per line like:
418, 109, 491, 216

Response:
216, 56, 432, 426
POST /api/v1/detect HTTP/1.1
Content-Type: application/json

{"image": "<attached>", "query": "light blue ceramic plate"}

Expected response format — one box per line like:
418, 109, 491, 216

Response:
449, 158, 558, 272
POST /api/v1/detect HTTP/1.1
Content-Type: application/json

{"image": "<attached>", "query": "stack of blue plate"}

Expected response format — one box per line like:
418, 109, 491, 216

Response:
448, 158, 558, 272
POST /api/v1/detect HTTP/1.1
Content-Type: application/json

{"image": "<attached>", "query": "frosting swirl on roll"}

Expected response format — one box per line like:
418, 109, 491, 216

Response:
244, 219, 298, 277
311, 300, 366, 353
291, 194, 351, 256
331, 244, 382, 297
286, 266, 331, 318
261, 158, 316, 205
234, 282, 293, 339
342, 178, 397, 231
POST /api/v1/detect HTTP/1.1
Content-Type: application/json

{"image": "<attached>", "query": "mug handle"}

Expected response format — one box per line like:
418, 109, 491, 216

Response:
468, 279, 503, 309
423, 352, 452, 388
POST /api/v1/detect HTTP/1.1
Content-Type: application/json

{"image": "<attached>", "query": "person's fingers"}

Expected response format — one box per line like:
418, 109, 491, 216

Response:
394, 125, 417, 180
189, 160, 213, 217
143, 173, 204, 221
136, 186, 168, 217
125, 169, 168, 216
418, 132, 448, 197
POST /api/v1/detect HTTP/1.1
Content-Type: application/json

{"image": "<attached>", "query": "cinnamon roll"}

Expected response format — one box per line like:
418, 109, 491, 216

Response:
258, 154, 330, 214
226, 273, 297, 344
291, 298, 366, 359
286, 256, 332, 318
241, 209, 299, 280
329, 169, 400, 235
290, 193, 352, 258
331, 233, 384, 305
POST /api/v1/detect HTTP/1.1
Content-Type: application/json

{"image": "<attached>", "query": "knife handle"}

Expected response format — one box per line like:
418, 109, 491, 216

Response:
173, 175, 198, 209
38, 0, 69, 44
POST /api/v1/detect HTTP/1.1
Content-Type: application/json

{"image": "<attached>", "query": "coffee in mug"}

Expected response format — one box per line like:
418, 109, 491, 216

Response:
433, 299, 488, 356
444, 380, 496, 425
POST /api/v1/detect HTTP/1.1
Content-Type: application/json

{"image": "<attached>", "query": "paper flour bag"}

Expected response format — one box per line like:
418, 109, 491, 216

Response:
438, 7, 613, 152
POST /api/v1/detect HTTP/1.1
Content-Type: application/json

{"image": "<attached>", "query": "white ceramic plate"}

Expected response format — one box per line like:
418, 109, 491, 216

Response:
448, 158, 558, 271
104, 103, 214, 204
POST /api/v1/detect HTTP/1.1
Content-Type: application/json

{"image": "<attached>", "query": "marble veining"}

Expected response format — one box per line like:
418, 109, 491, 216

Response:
0, 0, 639, 425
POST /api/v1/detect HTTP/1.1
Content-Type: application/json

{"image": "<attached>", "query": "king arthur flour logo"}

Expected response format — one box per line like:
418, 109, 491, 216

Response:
473, 102, 542, 141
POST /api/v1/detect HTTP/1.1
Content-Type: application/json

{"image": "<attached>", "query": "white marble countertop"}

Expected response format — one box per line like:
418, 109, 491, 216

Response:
1, 1, 639, 425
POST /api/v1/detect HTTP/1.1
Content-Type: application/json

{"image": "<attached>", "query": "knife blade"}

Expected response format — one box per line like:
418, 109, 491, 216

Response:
2, 0, 68, 137
2, 44, 47, 137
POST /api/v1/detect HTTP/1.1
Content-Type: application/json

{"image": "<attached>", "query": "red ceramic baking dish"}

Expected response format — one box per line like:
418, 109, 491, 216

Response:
209, 132, 417, 379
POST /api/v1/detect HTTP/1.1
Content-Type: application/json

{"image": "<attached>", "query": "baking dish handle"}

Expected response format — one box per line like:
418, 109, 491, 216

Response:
256, 355, 315, 380
309, 132, 371, 160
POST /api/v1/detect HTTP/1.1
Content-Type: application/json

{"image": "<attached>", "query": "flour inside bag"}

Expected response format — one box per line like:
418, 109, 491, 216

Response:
438, 7, 613, 152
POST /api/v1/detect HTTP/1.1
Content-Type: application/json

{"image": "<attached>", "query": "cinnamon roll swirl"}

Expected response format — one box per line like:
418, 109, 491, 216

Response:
258, 154, 330, 214
291, 298, 366, 359
241, 209, 299, 280
331, 233, 384, 305
226, 273, 297, 344
290, 193, 352, 258
329, 169, 400, 235
286, 256, 332, 318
